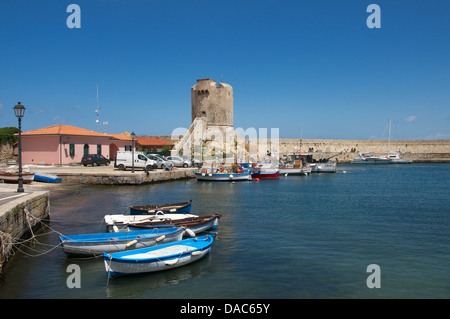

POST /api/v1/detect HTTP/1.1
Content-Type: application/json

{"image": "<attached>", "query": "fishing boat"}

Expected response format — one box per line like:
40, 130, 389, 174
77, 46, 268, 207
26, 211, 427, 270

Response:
128, 214, 221, 234
309, 159, 337, 173
251, 157, 279, 179
194, 171, 252, 181
104, 213, 198, 232
34, 173, 62, 183
103, 235, 214, 278
130, 200, 192, 215
59, 227, 186, 257
278, 165, 312, 176
0, 170, 35, 184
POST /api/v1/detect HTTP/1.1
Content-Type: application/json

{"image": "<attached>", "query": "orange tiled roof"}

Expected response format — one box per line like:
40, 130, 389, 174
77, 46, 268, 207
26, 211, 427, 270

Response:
106, 133, 132, 141
21, 124, 131, 140
136, 137, 174, 146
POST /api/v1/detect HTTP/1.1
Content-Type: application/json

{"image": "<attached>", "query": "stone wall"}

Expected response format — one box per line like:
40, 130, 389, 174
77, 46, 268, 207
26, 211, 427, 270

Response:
191, 79, 233, 127
276, 138, 450, 162
56, 169, 195, 185
0, 141, 16, 163
0, 191, 50, 272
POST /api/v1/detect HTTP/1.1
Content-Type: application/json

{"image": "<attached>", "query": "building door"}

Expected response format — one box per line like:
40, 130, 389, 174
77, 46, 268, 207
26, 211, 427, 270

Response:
83, 144, 89, 156
109, 143, 119, 160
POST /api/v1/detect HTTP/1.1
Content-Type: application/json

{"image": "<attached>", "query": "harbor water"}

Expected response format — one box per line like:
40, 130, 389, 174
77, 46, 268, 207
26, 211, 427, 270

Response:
0, 163, 449, 298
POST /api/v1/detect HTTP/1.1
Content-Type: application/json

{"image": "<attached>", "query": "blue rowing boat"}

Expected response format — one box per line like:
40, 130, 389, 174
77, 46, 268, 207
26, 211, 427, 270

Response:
103, 235, 214, 278
34, 174, 62, 183
59, 227, 186, 257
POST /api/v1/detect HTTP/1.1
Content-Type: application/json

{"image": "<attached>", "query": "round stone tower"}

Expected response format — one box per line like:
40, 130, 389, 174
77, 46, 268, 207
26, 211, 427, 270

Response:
191, 78, 233, 127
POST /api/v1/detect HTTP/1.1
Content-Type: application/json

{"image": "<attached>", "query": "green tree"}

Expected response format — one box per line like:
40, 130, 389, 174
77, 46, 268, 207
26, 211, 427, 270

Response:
0, 127, 19, 143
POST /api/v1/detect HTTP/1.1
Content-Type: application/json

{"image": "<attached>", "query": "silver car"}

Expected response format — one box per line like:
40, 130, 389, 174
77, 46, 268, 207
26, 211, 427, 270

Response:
146, 154, 170, 169
165, 156, 191, 168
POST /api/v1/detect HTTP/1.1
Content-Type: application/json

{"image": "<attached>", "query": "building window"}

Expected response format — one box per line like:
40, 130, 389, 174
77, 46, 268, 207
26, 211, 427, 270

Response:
202, 111, 206, 117
69, 144, 75, 157
97, 144, 102, 155
83, 144, 89, 156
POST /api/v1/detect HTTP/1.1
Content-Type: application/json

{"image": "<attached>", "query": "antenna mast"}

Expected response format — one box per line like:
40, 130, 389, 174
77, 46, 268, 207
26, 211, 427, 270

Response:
96, 84, 100, 129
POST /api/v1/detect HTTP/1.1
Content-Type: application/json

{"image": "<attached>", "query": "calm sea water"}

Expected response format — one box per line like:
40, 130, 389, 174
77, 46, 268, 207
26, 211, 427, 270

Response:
0, 163, 449, 299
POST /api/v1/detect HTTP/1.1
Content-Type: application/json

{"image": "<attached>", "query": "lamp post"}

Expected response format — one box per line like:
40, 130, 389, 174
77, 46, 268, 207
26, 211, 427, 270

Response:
131, 131, 136, 173
13, 102, 25, 192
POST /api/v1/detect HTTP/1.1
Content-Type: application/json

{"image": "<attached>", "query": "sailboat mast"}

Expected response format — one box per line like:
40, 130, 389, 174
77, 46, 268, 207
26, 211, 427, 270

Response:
388, 120, 391, 153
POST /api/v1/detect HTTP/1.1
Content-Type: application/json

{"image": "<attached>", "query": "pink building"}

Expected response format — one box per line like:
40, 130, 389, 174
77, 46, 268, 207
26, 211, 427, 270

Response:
20, 125, 133, 165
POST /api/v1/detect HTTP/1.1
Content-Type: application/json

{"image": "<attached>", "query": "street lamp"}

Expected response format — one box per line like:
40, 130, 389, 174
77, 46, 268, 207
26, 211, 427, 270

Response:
131, 131, 136, 173
13, 102, 25, 192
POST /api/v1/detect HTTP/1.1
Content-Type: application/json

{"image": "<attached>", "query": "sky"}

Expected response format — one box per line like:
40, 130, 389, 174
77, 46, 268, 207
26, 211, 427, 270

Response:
0, 0, 449, 140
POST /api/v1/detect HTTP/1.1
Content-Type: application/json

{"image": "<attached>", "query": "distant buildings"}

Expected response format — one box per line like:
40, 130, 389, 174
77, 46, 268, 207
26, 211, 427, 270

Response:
17, 124, 175, 165
20, 124, 132, 165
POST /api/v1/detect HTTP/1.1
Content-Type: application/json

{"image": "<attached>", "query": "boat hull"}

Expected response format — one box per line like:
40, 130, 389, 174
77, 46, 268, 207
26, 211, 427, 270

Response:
130, 200, 192, 215
0, 173, 35, 184
352, 159, 391, 164
103, 235, 214, 278
104, 213, 198, 232
34, 174, 62, 183
278, 167, 312, 175
251, 169, 279, 179
60, 227, 185, 257
310, 162, 337, 172
128, 214, 221, 234
195, 172, 252, 181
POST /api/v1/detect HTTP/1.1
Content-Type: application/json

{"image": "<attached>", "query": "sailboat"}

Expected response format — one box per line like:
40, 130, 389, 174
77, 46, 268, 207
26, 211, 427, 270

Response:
352, 120, 412, 164
382, 120, 413, 164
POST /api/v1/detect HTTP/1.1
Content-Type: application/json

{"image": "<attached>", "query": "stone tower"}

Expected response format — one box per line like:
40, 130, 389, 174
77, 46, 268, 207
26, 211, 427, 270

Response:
191, 78, 233, 128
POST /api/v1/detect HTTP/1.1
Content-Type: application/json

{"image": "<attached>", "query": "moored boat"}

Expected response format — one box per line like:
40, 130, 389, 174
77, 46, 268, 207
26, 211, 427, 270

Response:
251, 168, 279, 179
195, 171, 252, 181
104, 213, 198, 232
130, 200, 192, 215
385, 152, 413, 164
278, 166, 312, 176
0, 171, 35, 184
103, 235, 214, 278
351, 152, 391, 164
128, 214, 221, 234
34, 173, 62, 183
251, 157, 279, 179
59, 227, 186, 257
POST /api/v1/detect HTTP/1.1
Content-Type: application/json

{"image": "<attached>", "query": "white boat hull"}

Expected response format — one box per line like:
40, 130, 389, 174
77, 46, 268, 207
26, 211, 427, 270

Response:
278, 167, 312, 175
310, 162, 337, 172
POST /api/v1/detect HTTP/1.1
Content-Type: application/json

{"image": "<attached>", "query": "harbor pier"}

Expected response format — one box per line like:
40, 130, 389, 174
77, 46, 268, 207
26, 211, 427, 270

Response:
0, 186, 50, 272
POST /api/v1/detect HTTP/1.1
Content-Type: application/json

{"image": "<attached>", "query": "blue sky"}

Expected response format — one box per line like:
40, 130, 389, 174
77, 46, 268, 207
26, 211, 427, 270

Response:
0, 0, 449, 140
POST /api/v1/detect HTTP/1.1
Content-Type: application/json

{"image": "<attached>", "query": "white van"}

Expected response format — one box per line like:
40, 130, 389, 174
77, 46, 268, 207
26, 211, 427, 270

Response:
114, 151, 157, 171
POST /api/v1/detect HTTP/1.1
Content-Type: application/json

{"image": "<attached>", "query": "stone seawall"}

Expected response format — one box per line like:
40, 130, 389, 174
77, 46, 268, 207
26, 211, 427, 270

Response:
276, 139, 450, 162
56, 169, 196, 185
0, 191, 50, 272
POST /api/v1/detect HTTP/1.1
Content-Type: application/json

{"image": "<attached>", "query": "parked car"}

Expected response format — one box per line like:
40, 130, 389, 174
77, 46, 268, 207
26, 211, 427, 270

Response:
115, 151, 157, 171
165, 156, 191, 168
81, 154, 111, 166
146, 153, 170, 169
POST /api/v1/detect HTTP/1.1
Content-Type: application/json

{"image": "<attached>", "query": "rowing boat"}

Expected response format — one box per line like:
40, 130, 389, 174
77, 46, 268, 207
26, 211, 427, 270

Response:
103, 235, 214, 278
59, 227, 186, 257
